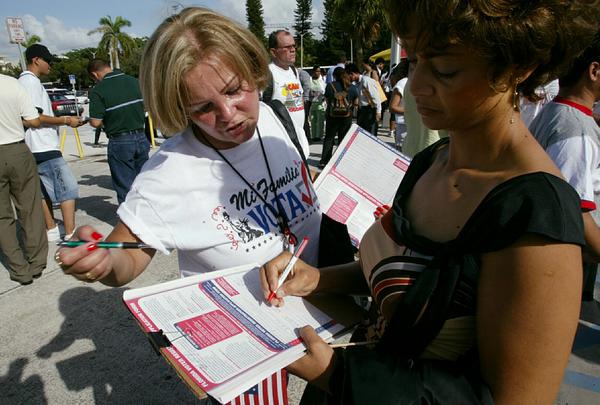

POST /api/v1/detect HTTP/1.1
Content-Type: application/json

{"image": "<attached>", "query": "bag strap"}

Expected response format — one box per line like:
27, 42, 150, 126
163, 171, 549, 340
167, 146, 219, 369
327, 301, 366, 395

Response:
262, 72, 274, 103
266, 99, 309, 168
327, 82, 335, 95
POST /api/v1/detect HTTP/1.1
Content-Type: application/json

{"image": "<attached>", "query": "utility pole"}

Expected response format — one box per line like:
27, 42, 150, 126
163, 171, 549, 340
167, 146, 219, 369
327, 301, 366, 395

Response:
300, 33, 304, 68
390, 35, 401, 68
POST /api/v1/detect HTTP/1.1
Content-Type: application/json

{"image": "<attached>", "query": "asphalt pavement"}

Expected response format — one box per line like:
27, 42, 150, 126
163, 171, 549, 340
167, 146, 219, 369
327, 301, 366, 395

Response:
0, 118, 598, 404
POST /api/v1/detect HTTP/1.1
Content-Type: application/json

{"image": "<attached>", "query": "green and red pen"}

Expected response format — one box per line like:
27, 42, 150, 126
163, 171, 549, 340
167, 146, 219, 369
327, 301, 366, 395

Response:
57, 241, 150, 249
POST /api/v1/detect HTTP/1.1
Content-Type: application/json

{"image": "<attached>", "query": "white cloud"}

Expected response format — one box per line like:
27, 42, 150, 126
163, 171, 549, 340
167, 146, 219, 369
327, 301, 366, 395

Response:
22, 14, 102, 55
0, 1, 325, 65
0, 14, 102, 64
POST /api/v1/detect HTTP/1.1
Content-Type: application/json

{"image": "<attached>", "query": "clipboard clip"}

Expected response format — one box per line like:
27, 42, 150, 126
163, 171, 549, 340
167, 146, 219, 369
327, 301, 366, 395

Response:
147, 329, 171, 356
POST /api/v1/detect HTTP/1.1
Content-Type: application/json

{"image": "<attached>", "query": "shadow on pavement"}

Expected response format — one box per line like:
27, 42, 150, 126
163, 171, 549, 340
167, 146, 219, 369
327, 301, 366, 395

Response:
0, 358, 47, 404
572, 322, 600, 364
36, 286, 199, 403
79, 174, 114, 193
76, 195, 119, 226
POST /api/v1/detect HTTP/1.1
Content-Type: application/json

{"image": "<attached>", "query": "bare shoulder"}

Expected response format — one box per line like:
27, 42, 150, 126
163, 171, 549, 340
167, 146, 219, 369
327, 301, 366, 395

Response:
513, 131, 564, 179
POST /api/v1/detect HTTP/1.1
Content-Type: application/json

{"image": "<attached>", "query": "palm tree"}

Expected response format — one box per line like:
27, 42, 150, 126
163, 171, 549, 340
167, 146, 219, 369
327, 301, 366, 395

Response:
332, 0, 385, 61
88, 15, 134, 70
20, 33, 42, 48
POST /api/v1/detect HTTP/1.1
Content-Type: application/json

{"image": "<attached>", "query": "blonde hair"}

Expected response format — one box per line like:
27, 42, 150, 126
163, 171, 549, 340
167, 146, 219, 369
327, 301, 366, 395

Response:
140, 7, 270, 136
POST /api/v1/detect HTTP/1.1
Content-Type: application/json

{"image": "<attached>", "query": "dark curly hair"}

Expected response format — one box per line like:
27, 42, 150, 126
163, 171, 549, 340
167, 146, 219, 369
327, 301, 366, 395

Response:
382, 0, 600, 101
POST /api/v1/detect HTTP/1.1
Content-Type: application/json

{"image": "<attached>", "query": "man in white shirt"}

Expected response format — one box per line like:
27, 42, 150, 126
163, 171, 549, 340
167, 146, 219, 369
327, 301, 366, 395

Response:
346, 62, 382, 136
263, 30, 310, 157
18, 44, 83, 241
0, 74, 47, 285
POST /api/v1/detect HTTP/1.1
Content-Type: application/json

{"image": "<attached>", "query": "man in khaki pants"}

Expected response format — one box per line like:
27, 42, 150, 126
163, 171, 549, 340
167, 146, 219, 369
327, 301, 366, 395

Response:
0, 74, 48, 285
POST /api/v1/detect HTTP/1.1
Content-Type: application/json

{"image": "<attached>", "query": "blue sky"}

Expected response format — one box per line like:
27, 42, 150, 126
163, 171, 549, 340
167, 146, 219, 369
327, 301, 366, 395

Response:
1, 0, 325, 63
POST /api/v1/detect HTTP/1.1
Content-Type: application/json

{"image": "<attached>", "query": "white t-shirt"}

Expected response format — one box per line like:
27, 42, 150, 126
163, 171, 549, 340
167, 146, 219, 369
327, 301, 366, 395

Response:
358, 75, 382, 113
520, 79, 559, 128
268, 63, 309, 157
0, 74, 38, 144
18, 71, 60, 152
530, 100, 600, 210
118, 103, 322, 277
393, 78, 408, 127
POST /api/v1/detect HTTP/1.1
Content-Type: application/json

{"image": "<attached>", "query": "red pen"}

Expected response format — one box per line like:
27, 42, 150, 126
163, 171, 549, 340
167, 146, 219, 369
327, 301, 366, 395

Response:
267, 237, 309, 302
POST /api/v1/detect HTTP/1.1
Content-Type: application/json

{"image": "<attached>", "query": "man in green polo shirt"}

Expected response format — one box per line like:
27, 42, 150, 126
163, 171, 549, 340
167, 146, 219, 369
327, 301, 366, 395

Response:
87, 59, 150, 204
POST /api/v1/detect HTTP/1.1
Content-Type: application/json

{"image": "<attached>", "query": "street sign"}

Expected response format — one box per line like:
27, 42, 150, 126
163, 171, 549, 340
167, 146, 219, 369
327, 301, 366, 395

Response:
68, 74, 76, 84
5, 17, 26, 44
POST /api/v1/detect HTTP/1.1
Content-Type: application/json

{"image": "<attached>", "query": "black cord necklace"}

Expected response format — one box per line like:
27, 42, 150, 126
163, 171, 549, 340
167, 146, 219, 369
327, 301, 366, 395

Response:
193, 126, 297, 249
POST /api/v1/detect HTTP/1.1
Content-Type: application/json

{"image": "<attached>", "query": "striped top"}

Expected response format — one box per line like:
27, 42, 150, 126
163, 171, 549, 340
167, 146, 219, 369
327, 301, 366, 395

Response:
360, 217, 476, 361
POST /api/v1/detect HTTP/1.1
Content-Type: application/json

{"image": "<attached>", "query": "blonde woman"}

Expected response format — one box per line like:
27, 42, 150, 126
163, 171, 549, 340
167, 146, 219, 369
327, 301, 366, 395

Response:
58, 7, 321, 298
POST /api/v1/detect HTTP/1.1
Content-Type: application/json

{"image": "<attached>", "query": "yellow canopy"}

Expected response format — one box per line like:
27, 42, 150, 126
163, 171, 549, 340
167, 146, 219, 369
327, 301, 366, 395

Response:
369, 48, 391, 62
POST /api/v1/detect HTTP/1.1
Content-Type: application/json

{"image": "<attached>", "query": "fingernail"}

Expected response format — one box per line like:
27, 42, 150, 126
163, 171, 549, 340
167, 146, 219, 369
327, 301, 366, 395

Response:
383, 204, 390, 209
86, 243, 98, 252
91, 232, 103, 240
376, 206, 384, 212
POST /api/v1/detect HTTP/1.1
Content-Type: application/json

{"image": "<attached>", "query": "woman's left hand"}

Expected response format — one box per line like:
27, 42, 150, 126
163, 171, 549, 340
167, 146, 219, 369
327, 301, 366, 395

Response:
286, 326, 336, 392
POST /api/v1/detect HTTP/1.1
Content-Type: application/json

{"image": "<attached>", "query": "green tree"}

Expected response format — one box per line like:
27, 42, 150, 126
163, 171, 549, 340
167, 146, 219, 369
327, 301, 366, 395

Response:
44, 48, 98, 89
20, 33, 41, 48
246, 0, 266, 45
319, 0, 350, 65
294, 0, 314, 67
88, 15, 135, 70
332, 0, 387, 63
119, 37, 148, 78
294, 0, 313, 43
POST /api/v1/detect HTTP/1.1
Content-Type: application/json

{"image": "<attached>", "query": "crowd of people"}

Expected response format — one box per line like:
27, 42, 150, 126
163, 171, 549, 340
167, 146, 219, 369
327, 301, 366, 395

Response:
1, 1, 600, 404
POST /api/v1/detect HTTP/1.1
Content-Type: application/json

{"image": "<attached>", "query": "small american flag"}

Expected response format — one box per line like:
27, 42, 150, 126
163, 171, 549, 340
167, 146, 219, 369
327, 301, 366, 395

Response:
225, 369, 288, 405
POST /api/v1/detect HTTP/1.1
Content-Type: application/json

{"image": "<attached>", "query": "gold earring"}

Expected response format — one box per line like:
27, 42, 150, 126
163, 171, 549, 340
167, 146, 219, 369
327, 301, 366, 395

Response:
510, 77, 521, 124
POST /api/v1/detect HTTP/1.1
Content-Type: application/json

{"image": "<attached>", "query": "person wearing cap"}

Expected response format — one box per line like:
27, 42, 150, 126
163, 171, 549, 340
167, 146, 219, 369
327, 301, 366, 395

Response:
18, 44, 83, 242
0, 73, 47, 285
87, 58, 150, 205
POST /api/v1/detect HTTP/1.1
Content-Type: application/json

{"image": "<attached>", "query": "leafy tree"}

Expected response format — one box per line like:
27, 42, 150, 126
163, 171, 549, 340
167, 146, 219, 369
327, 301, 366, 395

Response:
119, 37, 148, 78
20, 33, 41, 48
319, 0, 350, 65
88, 15, 135, 70
294, 0, 314, 67
44, 48, 99, 89
294, 0, 313, 43
332, 0, 387, 63
246, 0, 266, 45
1, 62, 22, 78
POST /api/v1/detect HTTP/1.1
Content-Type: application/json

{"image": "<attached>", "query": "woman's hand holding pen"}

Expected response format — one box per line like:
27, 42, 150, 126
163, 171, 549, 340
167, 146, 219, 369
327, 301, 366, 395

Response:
260, 251, 335, 389
259, 251, 320, 307
55, 225, 113, 283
